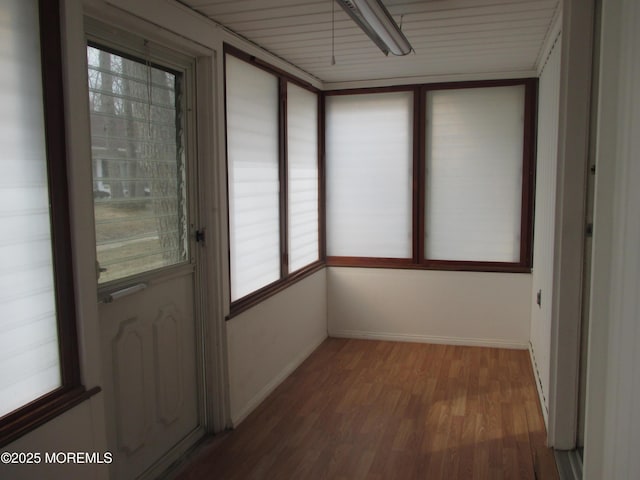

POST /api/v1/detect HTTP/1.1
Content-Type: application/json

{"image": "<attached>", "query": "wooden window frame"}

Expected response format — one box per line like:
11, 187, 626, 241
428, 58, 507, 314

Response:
0, 0, 100, 448
224, 45, 325, 318
324, 85, 418, 265
325, 78, 537, 274
223, 49, 536, 317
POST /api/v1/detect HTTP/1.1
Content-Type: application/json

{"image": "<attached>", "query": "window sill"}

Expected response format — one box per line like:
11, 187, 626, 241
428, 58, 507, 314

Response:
326, 257, 532, 273
228, 261, 325, 319
227, 257, 531, 321
0, 385, 101, 448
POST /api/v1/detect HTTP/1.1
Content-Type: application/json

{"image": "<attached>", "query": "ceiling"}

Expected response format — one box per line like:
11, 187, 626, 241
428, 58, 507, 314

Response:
178, 0, 560, 85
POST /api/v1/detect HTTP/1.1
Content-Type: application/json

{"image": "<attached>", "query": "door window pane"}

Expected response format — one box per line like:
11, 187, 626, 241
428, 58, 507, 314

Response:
88, 46, 188, 283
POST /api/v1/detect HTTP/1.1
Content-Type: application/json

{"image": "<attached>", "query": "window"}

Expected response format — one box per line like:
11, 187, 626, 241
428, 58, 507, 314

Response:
0, 0, 96, 447
225, 47, 322, 312
287, 83, 320, 272
224, 53, 534, 313
325, 80, 535, 271
424, 85, 528, 264
226, 54, 280, 301
87, 45, 189, 285
326, 92, 413, 260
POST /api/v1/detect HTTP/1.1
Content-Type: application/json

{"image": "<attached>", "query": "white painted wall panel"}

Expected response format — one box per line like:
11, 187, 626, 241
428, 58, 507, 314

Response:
529, 33, 562, 423
0, 398, 109, 480
587, 0, 640, 478
327, 268, 531, 349
226, 270, 327, 425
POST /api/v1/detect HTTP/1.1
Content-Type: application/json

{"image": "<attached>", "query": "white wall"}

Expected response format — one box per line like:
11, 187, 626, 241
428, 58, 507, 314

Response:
328, 268, 531, 349
226, 270, 327, 425
584, 0, 640, 478
0, 400, 108, 480
529, 30, 562, 425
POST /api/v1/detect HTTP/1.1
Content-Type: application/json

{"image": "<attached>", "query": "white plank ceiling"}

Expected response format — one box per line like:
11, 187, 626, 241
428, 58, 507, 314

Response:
178, 0, 560, 85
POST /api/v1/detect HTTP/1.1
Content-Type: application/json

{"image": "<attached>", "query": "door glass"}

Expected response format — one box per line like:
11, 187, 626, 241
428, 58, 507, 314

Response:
87, 45, 188, 284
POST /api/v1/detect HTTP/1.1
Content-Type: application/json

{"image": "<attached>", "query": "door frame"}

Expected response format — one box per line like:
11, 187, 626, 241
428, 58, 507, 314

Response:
547, 0, 595, 451
82, 7, 229, 477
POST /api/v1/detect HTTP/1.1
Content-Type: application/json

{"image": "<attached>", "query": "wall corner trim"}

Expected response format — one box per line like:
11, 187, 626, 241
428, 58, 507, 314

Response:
230, 334, 327, 427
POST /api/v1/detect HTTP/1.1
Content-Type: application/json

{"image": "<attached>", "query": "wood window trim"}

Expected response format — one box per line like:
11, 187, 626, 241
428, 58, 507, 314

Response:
223, 50, 536, 316
0, 0, 100, 448
224, 44, 321, 94
228, 262, 325, 318
420, 78, 537, 271
324, 79, 538, 274
224, 46, 324, 317
0, 387, 101, 448
325, 257, 532, 274
279, 78, 289, 278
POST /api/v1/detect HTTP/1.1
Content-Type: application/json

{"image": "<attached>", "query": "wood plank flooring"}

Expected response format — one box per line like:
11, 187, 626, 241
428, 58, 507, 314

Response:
174, 339, 558, 480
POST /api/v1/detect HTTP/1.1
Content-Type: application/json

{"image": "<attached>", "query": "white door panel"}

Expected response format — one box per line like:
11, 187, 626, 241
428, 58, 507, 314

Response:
100, 273, 199, 478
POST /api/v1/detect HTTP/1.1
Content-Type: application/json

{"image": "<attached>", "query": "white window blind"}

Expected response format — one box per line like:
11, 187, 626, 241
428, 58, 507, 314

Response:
226, 55, 280, 301
425, 85, 525, 262
287, 83, 319, 272
0, 0, 61, 417
326, 92, 413, 258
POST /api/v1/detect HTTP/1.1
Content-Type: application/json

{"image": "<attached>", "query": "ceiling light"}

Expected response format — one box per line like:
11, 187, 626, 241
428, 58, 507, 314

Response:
336, 0, 413, 56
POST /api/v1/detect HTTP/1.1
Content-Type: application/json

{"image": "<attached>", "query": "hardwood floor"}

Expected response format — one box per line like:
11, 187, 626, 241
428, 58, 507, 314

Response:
174, 339, 558, 479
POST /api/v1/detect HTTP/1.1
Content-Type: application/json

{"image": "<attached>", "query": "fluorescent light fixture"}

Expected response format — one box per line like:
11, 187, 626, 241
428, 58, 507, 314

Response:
336, 0, 413, 56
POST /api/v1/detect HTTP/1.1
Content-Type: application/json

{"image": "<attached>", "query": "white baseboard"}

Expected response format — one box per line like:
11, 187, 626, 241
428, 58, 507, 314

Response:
328, 329, 528, 350
528, 342, 549, 429
230, 334, 328, 427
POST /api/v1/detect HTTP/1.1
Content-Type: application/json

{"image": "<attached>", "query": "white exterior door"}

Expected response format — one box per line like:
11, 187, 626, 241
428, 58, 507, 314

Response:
87, 34, 204, 479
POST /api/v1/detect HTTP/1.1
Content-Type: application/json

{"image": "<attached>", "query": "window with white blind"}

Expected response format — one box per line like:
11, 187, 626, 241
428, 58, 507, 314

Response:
287, 83, 319, 273
425, 85, 525, 263
325, 92, 413, 259
0, 0, 60, 419
224, 49, 534, 311
1, 0, 89, 446
323, 80, 535, 271
226, 54, 280, 302
225, 48, 321, 310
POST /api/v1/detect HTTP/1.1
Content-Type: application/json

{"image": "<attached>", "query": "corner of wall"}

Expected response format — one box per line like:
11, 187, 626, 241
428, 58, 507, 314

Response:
226, 270, 328, 426
536, 4, 563, 75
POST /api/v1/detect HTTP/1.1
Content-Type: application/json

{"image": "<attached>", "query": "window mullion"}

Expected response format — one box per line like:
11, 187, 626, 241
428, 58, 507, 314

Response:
40, 0, 82, 387
318, 93, 327, 261
413, 86, 424, 265
279, 78, 289, 278
520, 79, 538, 267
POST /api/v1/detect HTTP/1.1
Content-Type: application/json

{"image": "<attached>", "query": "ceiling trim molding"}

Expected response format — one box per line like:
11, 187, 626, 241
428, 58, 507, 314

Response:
536, 2, 563, 75
321, 69, 538, 91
